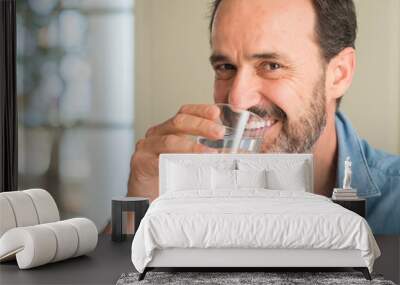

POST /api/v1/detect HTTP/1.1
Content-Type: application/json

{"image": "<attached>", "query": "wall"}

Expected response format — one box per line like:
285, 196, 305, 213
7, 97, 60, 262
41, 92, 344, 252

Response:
134, 0, 400, 154
134, 0, 213, 140
343, 0, 400, 154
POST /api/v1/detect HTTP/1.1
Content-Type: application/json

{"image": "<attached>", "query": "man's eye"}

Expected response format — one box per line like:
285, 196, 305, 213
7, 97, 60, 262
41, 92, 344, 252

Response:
214, 64, 236, 80
263, 62, 282, 71
258, 62, 285, 79
216, 63, 236, 71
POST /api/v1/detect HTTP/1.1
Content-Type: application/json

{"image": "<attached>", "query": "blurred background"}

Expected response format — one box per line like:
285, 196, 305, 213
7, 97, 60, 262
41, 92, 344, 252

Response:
17, 0, 400, 231
17, 0, 134, 231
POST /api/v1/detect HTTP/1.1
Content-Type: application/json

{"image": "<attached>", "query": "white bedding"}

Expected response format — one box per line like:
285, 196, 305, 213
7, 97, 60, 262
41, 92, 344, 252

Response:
131, 190, 380, 273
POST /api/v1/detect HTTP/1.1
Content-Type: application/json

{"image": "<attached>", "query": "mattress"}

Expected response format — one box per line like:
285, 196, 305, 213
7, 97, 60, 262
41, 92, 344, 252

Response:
131, 190, 380, 273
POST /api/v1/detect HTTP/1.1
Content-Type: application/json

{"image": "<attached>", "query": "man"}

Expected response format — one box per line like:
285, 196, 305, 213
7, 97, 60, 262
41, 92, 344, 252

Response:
128, 0, 400, 234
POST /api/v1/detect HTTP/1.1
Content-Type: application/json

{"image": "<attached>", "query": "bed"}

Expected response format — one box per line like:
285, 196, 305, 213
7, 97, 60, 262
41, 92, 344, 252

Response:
131, 154, 380, 281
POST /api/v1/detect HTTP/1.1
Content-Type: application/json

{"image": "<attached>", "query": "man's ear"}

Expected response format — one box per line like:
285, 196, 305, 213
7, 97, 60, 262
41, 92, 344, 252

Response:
325, 47, 356, 102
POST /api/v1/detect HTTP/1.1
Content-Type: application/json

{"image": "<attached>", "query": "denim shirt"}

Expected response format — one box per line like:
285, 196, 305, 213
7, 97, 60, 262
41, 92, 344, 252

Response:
336, 111, 400, 234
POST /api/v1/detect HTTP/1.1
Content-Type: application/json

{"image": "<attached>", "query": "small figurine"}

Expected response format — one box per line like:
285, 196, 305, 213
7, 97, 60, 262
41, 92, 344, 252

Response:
342, 156, 352, 190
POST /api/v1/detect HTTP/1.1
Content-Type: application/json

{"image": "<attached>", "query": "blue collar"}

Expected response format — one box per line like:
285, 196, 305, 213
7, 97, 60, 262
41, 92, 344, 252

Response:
335, 111, 381, 197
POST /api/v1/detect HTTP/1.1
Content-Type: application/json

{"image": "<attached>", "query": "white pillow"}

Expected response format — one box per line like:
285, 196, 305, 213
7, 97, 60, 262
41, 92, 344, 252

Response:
167, 162, 212, 191
212, 168, 237, 190
237, 169, 267, 188
266, 162, 308, 191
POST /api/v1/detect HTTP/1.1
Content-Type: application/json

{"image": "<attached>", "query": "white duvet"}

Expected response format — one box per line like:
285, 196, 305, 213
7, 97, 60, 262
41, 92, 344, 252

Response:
131, 190, 380, 273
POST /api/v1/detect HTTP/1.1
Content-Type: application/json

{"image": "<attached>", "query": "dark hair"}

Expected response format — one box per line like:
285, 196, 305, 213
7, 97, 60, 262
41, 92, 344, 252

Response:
209, 0, 357, 63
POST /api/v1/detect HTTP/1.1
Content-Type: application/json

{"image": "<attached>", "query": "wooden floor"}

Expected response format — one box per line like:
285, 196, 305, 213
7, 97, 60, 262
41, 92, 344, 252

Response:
0, 235, 398, 284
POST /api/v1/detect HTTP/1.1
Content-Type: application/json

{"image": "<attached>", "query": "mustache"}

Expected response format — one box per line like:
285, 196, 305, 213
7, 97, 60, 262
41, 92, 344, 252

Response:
248, 105, 287, 121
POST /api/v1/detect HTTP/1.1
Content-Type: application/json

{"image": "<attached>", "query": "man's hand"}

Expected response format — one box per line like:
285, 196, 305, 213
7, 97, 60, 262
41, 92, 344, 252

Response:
128, 104, 224, 201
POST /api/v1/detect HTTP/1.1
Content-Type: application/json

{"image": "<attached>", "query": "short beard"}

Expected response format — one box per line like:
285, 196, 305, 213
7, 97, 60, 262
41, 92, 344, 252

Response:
264, 74, 327, 153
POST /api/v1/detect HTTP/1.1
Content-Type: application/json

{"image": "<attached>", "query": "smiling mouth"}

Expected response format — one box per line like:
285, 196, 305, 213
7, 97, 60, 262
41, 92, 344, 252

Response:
245, 117, 279, 130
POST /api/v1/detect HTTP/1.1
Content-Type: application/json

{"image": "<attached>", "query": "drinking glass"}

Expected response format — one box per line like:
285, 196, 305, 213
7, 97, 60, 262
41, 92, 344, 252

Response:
196, 104, 267, 153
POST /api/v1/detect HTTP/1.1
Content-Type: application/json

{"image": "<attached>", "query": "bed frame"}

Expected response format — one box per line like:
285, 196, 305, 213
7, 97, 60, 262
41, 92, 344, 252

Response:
139, 248, 371, 280
138, 154, 372, 281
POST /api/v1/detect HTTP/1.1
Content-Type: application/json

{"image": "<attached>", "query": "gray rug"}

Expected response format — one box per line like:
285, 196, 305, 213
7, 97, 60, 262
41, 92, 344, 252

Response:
116, 272, 396, 285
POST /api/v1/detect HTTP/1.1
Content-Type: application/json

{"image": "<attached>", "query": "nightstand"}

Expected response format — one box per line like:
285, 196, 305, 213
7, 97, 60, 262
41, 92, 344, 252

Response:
112, 197, 149, 242
332, 198, 366, 218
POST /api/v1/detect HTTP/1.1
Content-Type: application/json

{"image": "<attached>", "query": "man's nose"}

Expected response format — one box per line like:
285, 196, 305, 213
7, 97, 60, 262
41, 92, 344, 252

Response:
228, 69, 261, 110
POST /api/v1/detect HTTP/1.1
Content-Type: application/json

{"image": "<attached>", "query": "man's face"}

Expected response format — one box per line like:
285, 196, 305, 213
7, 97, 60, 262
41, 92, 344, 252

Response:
210, 0, 327, 153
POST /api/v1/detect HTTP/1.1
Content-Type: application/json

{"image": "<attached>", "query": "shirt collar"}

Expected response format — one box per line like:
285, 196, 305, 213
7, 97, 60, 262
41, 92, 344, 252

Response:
335, 111, 381, 197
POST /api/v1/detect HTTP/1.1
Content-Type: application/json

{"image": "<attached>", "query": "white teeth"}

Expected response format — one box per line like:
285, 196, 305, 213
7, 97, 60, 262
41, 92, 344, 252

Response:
266, 119, 275, 127
247, 121, 258, 129
246, 120, 273, 129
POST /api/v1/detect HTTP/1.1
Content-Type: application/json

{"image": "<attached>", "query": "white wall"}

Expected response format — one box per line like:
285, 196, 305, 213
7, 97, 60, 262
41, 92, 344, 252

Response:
134, 0, 213, 140
134, 0, 400, 154
343, 0, 400, 154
